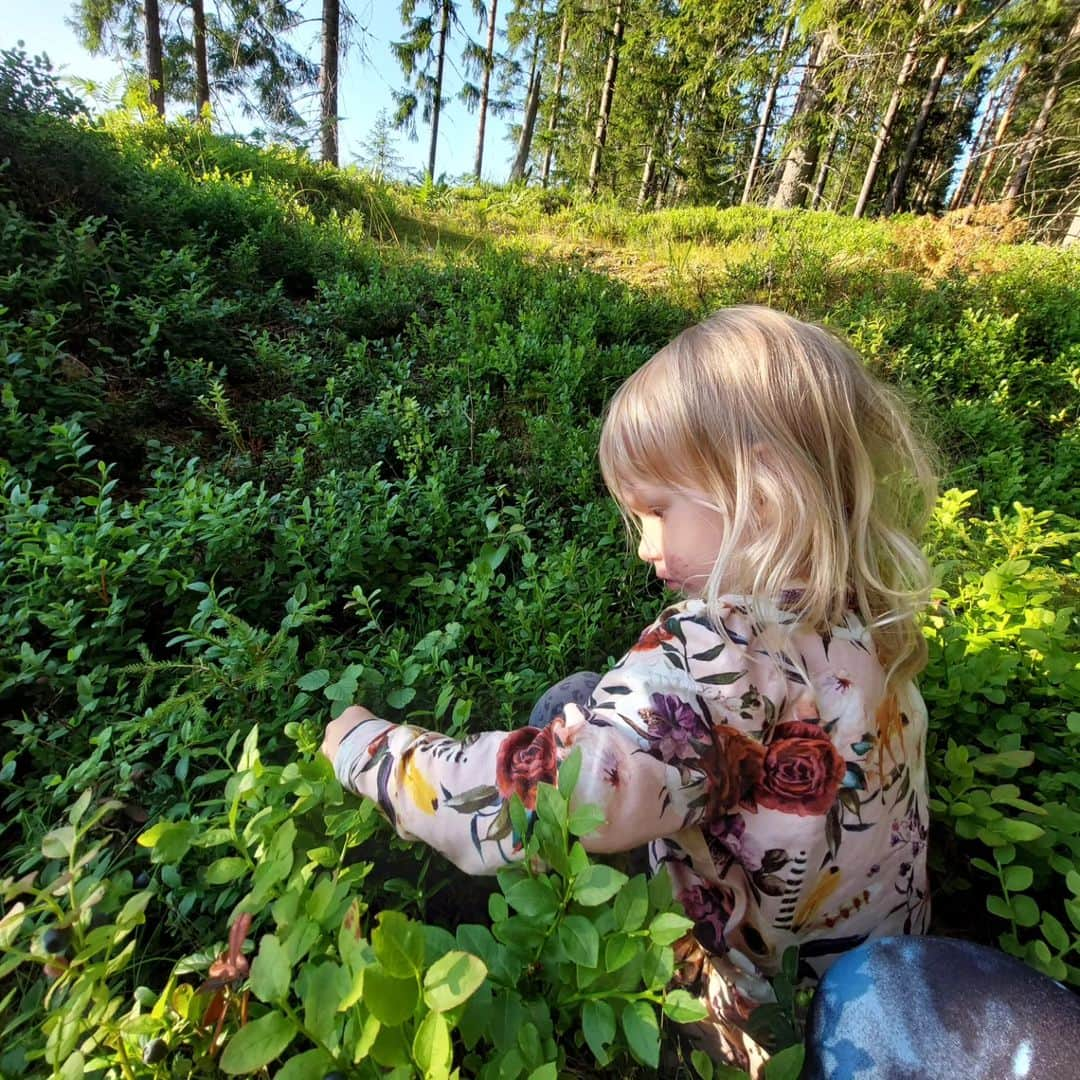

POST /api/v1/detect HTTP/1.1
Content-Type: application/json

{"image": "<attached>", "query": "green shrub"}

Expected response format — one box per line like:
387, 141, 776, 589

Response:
0, 63, 1078, 1076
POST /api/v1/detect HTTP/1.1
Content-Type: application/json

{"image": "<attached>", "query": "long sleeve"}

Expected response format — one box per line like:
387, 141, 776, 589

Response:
333, 609, 724, 875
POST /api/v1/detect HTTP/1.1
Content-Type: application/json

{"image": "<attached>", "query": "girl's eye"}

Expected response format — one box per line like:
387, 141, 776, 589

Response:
649, 507, 665, 519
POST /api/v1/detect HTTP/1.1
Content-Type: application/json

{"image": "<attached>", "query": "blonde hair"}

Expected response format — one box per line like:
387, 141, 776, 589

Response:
599, 305, 937, 688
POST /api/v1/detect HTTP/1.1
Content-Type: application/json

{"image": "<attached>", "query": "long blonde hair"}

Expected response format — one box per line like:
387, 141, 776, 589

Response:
598, 305, 937, 687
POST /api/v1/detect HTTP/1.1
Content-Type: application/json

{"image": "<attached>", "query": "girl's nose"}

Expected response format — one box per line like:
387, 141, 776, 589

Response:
638, 526, 660, 563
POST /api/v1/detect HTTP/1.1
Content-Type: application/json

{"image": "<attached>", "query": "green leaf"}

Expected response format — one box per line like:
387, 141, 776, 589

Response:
205, 857, 248, 885
251, 819, 295, 894
271, 1049, 333, 1080
763, 1043, 806, 1080
621, 999, 660, 1068
647, 867, 673, 909
351, 1011, 380, 1063
372, 910, 425, 977
250, 935, 291, 1004
505, 877, 559, 918
58, 1052, 85, 1080
67, 789, 92, 828
136, 821, 194, 865
296, 669, 330, 692
42, 826, 76, 861
614, 875, 649, 932
1041, 912, 1069, 952
302, 962, 349, 1045
424, 950, 488, 1012
572, 864, 627, 906
663, 988, 708, 1023
527, 1066, 558, 1080
648, 911, 694, 945
412, 1011, 451, 1079
604, 933, 639, 973
568, 804, 606, 837
972, 750, 1035, 774
535, 782, 567, 830
581, 999, 615, 1062
370, 1022, 411, 1067
386, 686, 416, 710
998, 819, 1044, 843
559, 747, 583, 798
558, 915, 599, 968
691, 1048, 718, 1079
363, 964, 419, 1026
1012, 894, 1040, 928
220, 1012, 297, 1074
1003, 865, 1033, 892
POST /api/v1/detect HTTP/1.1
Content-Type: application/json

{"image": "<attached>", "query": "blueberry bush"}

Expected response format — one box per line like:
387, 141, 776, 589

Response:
1, 50, 1077, 1079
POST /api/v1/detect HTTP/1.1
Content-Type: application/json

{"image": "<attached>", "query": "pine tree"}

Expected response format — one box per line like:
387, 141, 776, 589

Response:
394, 0, 483, 182
360, 109, 404, 178
71, 0, 166, 115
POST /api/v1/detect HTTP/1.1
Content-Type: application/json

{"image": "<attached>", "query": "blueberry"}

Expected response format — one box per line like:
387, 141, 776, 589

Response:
142, 1038, 168, 1065
43, 927, 70, 954
323, 1072, 347, 1080
134, 871, 150, 889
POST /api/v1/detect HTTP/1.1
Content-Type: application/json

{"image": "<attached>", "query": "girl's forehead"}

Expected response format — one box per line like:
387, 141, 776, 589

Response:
623, 481, 671, 504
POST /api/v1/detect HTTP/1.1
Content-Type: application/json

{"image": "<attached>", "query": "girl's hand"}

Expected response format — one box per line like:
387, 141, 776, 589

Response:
321, 705, 378, 765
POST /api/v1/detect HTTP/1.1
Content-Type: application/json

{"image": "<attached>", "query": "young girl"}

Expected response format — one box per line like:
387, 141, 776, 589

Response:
321, 305, 936, 1073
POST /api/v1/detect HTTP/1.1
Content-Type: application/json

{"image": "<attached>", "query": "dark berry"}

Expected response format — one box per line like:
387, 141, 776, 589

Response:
322, 1072, 347, 1080
43, 927, 70, 954
142, 1038, 168, 1065
89, 910, 110, 930
134, 871, 150, 889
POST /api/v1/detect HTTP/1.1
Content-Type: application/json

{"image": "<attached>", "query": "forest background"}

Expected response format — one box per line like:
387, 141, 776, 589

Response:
1, 0, 1079, 1077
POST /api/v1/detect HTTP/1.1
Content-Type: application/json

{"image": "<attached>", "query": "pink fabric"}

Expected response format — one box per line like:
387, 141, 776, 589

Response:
334, 596, 929, 1044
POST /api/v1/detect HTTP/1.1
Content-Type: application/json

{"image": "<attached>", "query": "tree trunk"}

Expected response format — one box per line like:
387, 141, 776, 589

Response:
948, 75, 1004, 211
1003, 12, 1080, 212
509, 1, 545, 183
509, 70, 542, 181
637, 98, 671, 210
320, 0, 340, 165
742, 12, 794, 205
637, 143, 656, 209
1063, 206, 1080, 246
144, 0, 165, 116
587, 0, 625, 196
853, 0, 931, 218
541, 9, 570, 187
473, 0, 498, 180
967, 60, 1029, 209
885, 0, 967, 215
810, 118, 840, 209
914, 77, 968, 212
769, 29, 835, 210
191, 0, 210, 120
427, 0, 451, 181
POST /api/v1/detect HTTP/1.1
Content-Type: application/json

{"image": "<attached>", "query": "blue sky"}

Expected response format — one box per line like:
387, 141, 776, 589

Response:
7, 0, 520, 181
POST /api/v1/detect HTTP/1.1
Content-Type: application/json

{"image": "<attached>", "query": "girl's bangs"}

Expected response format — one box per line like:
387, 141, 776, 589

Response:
600, 367, 685, 507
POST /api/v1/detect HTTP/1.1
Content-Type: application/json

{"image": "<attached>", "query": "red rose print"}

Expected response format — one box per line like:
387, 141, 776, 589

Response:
706, 725, 766, 813
755, 720, 846, 816
631, 622, 675, 652
495, 726, 558, 811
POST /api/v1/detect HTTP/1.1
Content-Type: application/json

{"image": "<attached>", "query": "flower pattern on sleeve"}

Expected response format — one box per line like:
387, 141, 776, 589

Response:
334, 595, 930, 1007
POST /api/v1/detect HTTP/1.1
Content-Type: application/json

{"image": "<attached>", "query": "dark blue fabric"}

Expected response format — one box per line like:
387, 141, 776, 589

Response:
528, 671, 601, 730
804, 936, 1080, 1079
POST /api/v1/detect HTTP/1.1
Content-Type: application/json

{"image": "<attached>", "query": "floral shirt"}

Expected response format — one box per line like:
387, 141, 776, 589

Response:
333, 596, 929, 992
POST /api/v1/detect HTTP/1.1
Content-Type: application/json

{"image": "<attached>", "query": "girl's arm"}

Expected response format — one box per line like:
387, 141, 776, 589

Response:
322, 607, 751, 876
